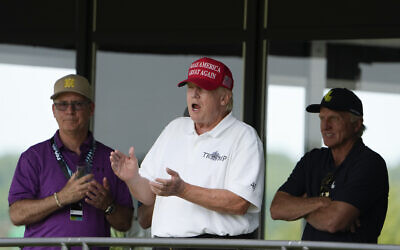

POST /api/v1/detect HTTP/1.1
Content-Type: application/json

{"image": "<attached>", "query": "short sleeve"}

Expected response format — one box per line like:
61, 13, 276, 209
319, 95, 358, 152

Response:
8, 151, 40, 205
224, 128, 265, 212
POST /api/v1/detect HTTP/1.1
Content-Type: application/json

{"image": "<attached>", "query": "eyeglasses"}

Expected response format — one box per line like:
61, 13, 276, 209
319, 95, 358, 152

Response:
320, 172, 335, 197
54, 101, 91, 111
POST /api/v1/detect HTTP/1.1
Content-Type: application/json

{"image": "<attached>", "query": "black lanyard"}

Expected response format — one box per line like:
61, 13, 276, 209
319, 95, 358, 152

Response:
50, 136, 96, 180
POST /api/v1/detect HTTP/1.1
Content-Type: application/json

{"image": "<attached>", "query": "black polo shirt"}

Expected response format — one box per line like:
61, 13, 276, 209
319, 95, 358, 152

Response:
278, 139, 389, 243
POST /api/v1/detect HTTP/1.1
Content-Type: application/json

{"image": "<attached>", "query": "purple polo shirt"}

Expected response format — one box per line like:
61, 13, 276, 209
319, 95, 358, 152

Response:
8, 131, 133, 249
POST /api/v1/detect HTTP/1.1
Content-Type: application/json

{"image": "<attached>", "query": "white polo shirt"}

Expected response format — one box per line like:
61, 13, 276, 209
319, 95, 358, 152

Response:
139, 112, 264, 237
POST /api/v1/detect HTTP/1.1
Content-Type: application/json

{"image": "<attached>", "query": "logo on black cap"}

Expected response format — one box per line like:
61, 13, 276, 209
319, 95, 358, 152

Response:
324, 90, 333, 102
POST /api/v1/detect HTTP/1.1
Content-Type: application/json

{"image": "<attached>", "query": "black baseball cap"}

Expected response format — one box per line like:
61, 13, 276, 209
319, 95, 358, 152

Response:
306, 88, 363, 116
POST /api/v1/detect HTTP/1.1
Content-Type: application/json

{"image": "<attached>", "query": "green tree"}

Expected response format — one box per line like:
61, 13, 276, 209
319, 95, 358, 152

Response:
379, 165, 400, 244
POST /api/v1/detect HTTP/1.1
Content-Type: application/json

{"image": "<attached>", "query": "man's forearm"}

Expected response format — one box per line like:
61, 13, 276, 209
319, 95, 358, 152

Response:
305, 206, 334, 232
106, 205, 133, 232
138, 203, 154, 229
126, 176, 155, 206
270, 191, 331, 221
178, 183, 250, 215
9, 195, 61, 226
305, 200, 360, 233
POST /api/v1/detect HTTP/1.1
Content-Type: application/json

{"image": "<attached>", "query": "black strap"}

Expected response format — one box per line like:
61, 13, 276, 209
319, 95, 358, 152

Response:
50, 136, 96, 180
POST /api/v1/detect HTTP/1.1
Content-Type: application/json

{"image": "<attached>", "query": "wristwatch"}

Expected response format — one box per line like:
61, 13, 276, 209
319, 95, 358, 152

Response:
104, 203, 115, 216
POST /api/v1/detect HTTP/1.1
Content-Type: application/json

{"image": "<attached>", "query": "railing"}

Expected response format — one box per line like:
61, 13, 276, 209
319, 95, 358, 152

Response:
0, 238, 399, 250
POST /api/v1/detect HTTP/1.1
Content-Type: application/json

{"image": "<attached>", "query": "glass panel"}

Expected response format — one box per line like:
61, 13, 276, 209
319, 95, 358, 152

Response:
355, 91, 400, 167
0, 44, 75, 237
265, 85, 305, 240
265, 52, 309, 239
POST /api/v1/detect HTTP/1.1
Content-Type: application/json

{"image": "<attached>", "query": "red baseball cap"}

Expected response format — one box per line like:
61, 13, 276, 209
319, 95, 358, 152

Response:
178, 57, 234, 90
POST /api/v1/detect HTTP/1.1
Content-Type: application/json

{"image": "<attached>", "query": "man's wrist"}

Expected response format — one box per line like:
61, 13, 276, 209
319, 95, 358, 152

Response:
178, 181, 189, 198
53, 192, 63, 208
104, 203, 115, 216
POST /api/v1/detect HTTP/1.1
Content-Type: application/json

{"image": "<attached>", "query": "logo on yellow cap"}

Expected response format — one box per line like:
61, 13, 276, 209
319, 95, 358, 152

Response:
324, 90, 333, 102
64, 78, 75, 88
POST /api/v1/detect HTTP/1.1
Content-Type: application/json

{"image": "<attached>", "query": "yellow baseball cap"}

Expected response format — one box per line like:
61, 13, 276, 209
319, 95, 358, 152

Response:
50, 74, 93, 101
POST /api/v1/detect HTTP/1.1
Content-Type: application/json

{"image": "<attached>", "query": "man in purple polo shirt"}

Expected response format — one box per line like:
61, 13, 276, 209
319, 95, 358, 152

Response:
8, 74, 133, 249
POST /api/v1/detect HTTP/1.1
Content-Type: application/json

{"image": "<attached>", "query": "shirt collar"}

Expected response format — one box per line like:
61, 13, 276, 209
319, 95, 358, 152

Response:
185, 112, 236, 138
53, 130, 93, 151
344, 138, 364, 159
328, 138, 364, 168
